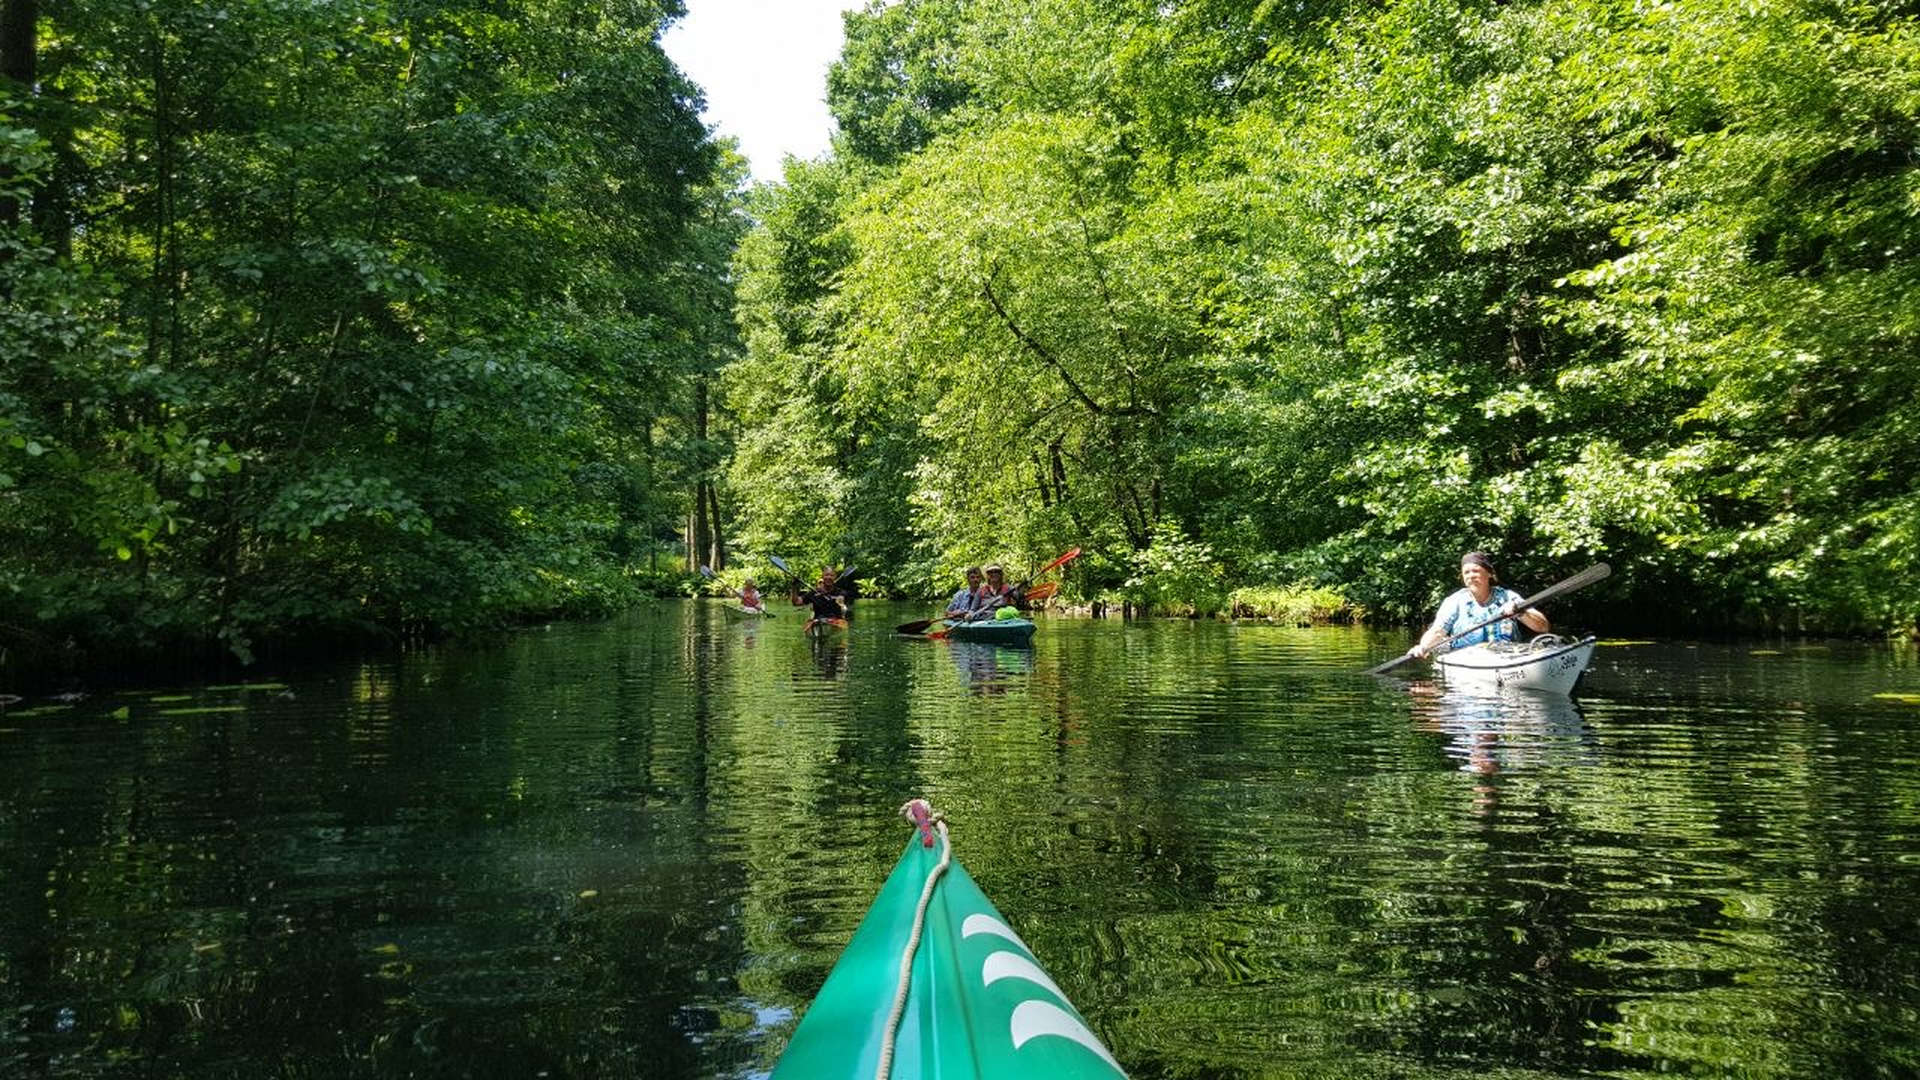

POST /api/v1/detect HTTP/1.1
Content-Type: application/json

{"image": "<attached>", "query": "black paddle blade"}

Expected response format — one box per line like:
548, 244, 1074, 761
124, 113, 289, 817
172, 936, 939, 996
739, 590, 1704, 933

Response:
895, 618, 939, 635
768, 555, 808, 589
1524, 562, 1611, 607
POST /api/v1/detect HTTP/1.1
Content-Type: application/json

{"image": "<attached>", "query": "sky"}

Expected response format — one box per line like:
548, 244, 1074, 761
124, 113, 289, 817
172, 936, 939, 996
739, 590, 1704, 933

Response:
661, 0, 868, 185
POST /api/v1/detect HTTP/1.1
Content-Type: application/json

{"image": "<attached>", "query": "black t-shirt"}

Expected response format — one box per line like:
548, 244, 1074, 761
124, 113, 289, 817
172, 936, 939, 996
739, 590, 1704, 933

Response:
797, 587, 847, 620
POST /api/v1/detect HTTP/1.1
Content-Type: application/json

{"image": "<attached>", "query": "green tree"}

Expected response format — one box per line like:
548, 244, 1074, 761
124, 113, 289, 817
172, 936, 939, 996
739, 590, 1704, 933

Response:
2, 0, 736, 674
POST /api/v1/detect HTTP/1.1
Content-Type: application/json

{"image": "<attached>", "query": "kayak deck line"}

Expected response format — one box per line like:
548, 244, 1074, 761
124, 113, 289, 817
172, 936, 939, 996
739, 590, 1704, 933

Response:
1437, 634, 1592, 671
770, 798, 1127, 1079
1434, 634, 1598, 695
875, 800, 954, 1080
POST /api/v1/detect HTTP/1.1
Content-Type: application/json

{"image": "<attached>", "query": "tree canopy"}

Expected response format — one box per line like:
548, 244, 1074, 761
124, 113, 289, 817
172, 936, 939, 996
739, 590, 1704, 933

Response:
726, 0, 1919, 633
1, 0, 741, 671
4, 0, 1915, 680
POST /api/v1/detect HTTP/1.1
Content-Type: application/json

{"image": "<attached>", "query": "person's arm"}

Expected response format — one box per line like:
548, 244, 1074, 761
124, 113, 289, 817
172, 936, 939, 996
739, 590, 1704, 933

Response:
1410, 594, 1459, 657
1412, 622, 1447, 658
1503, 592, 1550, 633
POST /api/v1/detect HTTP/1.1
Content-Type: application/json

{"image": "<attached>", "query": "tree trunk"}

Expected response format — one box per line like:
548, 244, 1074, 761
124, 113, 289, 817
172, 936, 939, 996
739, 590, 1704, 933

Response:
684, 377, 712, 572
704, 479, 725, 571
0, 0, 37, 253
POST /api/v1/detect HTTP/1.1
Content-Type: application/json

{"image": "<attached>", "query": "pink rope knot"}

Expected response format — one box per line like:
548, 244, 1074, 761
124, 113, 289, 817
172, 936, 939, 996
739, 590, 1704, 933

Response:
900, 798, 940, 847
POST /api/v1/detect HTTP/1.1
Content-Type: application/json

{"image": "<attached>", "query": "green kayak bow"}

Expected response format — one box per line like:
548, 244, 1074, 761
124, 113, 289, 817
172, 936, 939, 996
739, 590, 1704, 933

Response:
771, 800, 1126, 1080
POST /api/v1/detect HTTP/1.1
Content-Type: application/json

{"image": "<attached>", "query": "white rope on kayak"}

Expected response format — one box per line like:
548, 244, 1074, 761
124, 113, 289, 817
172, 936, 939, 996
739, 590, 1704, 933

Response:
876, 799, 951, 1080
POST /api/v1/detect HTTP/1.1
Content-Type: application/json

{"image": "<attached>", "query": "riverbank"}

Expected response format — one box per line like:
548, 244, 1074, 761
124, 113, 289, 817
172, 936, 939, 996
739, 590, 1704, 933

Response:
12, 563, 1916, 700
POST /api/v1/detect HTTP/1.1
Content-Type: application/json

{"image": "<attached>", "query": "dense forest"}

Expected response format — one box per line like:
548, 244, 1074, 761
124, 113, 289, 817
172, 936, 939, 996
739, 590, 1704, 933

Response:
731, 0, 1918, 635
1, 0, 744, 673
3, 0, 1917, 681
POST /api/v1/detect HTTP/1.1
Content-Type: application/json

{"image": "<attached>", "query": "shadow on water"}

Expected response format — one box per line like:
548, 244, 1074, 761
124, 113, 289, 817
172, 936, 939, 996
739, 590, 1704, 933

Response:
0, 608, 1916, 1078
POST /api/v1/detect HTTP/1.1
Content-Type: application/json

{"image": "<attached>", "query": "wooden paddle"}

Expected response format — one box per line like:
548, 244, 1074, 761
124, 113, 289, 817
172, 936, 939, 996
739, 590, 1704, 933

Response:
896, 548, 1082, 635
700, 565, 774, 617
1365, 562, 1612, 675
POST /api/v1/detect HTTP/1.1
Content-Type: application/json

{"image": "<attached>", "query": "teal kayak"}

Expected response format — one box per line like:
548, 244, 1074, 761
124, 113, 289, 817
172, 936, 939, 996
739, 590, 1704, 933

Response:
939, 618, 1037, 645
771, 801, 1125, 1080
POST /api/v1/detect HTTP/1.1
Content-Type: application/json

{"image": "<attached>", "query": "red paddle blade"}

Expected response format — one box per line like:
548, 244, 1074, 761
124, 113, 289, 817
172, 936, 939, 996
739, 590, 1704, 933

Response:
1037, 546, 1082, 576
1023, 581, 1059, 602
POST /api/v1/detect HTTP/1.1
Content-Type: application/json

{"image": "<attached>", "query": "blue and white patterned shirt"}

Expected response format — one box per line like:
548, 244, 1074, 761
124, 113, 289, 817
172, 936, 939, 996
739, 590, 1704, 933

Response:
1431, 585, 1522, 646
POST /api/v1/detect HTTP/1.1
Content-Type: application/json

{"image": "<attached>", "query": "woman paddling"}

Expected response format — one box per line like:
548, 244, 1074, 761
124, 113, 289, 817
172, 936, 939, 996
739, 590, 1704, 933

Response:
1411, 551, 1549, 658
967, 564, 1022, 620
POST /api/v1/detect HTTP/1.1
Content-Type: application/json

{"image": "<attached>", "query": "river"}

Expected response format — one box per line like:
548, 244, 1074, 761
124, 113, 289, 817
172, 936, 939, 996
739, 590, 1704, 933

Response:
3, 601, 1916, 1077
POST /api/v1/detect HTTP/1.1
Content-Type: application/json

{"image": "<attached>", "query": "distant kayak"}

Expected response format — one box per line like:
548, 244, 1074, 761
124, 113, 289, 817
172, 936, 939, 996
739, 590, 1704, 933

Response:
721, 602, 771, 620
770, 800, 1126, 1080
1435, 634, 1597, 694
939, 617, 1037, 646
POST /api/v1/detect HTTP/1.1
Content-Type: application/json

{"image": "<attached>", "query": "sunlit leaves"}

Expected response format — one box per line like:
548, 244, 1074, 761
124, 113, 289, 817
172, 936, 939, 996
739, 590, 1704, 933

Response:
726, 0, 1918, 632
2, 0, 725, 662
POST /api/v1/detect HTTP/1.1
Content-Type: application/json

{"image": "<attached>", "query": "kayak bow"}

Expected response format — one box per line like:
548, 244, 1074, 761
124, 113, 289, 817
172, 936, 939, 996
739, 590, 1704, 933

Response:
771, 800, 1126, 1080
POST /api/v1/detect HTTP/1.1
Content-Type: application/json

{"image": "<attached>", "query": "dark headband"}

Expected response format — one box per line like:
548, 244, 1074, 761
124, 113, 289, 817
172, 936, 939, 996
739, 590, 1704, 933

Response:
1460, 551, 1496, 573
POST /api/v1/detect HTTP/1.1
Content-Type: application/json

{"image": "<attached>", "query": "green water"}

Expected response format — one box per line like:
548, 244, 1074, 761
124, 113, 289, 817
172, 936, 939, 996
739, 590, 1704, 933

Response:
3, 602, 1917, 1078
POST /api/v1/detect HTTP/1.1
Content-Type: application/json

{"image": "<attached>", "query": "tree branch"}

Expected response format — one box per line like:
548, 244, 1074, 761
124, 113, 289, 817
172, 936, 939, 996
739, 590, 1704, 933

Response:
981, 264, 1158, 418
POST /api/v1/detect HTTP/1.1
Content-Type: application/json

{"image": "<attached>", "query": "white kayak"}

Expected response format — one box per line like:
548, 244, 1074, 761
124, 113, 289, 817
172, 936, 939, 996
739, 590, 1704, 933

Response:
1434, 634, 1597, 694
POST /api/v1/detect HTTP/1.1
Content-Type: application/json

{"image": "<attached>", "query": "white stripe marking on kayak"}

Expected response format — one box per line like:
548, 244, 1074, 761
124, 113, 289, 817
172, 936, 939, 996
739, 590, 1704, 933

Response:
980, 949, 1066, 1002
1009, 999, 1128, 1076
960, 913, 1030, 952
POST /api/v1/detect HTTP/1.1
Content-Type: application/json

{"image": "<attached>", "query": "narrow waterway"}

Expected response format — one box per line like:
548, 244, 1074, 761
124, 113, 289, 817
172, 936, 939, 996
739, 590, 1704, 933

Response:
3, 602, 1916, 1078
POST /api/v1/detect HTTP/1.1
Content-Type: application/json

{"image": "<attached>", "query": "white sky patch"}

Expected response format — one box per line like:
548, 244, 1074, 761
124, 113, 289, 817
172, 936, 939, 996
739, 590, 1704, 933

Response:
662, 0, 868, 185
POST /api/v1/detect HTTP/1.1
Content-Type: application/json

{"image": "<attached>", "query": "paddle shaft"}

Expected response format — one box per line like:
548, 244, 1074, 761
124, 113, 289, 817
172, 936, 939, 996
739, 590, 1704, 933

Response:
1365, 562, 1612, 675
771, 555, 859, 591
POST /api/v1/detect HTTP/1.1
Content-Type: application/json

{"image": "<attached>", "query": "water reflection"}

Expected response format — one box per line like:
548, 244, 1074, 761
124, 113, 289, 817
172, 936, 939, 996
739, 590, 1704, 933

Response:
0, 611, 1915, 1079
942, 641, 1034, 695
806, 631, 848, 680
1409, 684, 1593, 779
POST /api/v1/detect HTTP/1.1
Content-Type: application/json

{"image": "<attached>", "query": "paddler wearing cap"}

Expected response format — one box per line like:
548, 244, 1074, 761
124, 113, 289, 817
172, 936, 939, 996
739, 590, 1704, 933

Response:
968, 563, 1018, 620
1409, 551, 1550, 658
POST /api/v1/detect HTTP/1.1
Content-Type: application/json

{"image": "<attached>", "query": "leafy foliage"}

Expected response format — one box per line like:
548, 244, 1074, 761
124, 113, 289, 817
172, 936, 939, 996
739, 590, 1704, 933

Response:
727, 0, 1920, 635
1, 0, 734, 674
